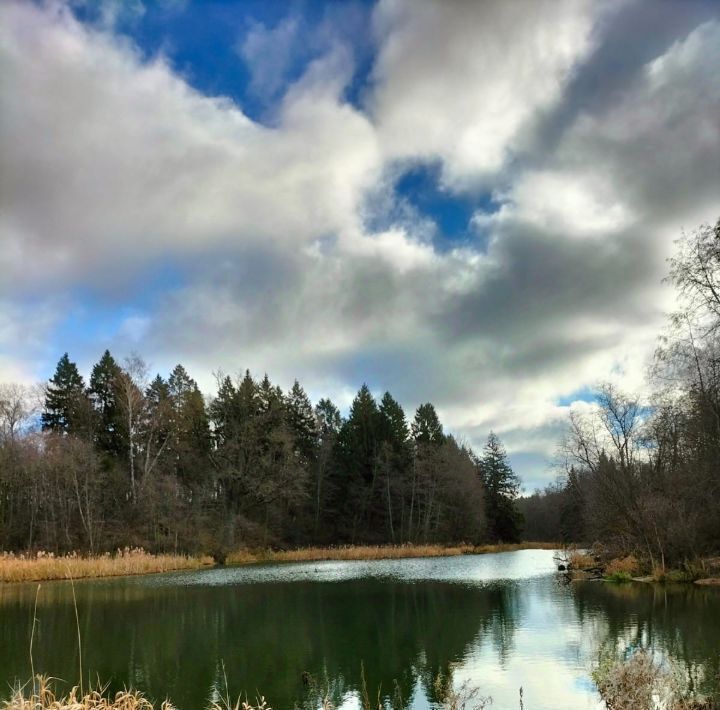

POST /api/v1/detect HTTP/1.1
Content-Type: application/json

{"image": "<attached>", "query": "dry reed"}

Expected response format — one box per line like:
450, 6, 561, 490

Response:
567, 550, 596, 570
605, 555, 641, 577
0, 548, 212, 584
3, 676, 177, 710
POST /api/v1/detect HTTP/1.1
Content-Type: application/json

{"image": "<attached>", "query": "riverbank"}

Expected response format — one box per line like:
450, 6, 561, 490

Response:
0, 548, 212, 583
0, 542, 557, 583
563, 551, 720, 587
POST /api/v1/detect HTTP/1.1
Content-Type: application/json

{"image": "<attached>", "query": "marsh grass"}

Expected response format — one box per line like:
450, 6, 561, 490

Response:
226, 542, 556, 565
605, 555, 641, 577
567, 550, 596, 570
0, 548, 212, 583
2, 676, 177, 709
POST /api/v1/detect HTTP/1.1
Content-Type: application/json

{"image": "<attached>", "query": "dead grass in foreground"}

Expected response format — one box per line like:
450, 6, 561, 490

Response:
227, 542, 557, 565
0, 548, 212, 584
4, 675, 494, 710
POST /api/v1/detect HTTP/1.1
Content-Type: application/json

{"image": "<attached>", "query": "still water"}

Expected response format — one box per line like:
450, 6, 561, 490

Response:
1, 550, 718, 708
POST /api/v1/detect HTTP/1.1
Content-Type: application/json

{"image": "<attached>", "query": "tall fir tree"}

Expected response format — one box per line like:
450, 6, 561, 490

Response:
378, 392, 411, 542
88, 350, 122, 455
479, 432, 523, 543
332, 384, 380, 540
168, 364, 211, 487
286, 380, 318, 463
42, 353, 91, 436
411, 403, 444, 446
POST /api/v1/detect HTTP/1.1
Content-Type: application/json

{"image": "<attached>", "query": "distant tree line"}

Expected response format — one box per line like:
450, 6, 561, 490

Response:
0, 354, 523, 556
519, 219, 720, 565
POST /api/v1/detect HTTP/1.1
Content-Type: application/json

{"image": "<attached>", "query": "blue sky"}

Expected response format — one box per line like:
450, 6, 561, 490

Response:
1, 0, 719, 490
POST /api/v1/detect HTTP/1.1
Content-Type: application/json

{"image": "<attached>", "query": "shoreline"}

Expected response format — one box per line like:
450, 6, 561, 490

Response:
0, 542, 558, 584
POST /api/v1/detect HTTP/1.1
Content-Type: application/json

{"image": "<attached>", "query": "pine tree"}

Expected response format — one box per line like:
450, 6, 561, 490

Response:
168, 364, 211, 487
42, 353, 90, 436
411, 403, 445, 446
378, 392, 411, 542
209, 375, 237, 449
286, 380, 318, 463
88, 350, 122, 455
479, 433, 523, 543
332, 384, 380, 540
315, 398, 342, 436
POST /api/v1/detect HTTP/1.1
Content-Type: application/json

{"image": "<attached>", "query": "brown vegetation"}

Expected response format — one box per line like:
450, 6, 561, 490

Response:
0, 548, 211, 584
3, 674, 494, 710
593, 651, 716, 709
605, 555, 641, 577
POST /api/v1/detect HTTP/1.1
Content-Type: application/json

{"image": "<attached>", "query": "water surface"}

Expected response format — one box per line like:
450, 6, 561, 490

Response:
1, 550, 718, 708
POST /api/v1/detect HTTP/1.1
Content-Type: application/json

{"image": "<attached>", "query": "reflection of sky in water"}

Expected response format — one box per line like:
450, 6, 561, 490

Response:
143, 550, 606, 707
2, 550, 718, 709
141, 548, 558, 588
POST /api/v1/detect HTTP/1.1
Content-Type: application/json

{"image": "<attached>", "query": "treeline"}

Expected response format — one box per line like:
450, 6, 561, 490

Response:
0, 356, 523, 556
520, 220, 720, 566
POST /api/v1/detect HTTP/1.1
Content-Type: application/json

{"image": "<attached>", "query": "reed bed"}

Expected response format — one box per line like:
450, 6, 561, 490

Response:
0, 548, 212, 584
226, 541, 557, 565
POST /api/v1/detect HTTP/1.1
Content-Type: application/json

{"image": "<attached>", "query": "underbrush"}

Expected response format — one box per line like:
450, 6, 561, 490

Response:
592, 650, 716, 709
605, 555, 641, 577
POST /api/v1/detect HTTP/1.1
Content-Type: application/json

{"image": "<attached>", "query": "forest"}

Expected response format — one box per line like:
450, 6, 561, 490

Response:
1, 220, 718, 566
0, 355, 522, 558
521, 220, 720, 567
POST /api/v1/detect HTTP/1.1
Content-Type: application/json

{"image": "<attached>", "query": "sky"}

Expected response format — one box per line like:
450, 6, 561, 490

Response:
1, 0, 719, 491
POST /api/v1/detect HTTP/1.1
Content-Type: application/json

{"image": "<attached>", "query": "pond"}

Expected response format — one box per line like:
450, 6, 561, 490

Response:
1, 549, 718, 708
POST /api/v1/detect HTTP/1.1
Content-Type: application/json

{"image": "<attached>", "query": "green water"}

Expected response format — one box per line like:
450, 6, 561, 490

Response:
1, 550, 718, 708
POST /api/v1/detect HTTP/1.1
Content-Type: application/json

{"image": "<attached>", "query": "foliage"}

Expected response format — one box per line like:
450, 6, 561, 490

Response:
478, 433, 522, 543
1, 362, 488, 554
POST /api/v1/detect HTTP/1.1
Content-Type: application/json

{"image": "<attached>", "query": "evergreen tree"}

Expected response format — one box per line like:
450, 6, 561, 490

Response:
479, 433, 523, 543
411, 403, 445, 446
378, 392, 411, 542
379, 392, 411, 453
315, 398, 342, 436
332, 384, 380, 540
168, 364, 211, 487
311, 397, 342, 538
88, 349, 122, 455
42, 353, 91, 436
209, 375, 238, 449
286, 380, 318, 463
145, 374, 172, 453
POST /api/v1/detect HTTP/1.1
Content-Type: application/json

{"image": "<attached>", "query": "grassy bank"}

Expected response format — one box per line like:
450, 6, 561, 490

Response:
0, 548, 212, 584
226, 541, 558, 565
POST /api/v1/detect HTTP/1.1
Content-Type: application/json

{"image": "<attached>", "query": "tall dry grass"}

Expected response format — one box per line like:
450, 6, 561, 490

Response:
4, 675, 496, 710
0, 548, 212, 583
3, 677, 176, 709
226, 542, 557, 566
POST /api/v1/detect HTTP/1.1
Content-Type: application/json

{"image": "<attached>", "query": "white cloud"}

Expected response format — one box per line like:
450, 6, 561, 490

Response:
369, 0, 599, 188
1, 1, 719, 487
0, 1, 381, 288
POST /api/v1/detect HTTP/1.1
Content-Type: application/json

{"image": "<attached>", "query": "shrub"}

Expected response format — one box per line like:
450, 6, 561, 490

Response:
605, 555, 640, 577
